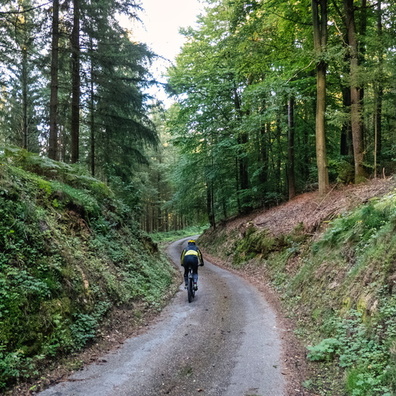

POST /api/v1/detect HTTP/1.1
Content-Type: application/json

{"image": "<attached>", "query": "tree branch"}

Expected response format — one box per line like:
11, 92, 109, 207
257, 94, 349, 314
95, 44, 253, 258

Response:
0, 1, 52, 17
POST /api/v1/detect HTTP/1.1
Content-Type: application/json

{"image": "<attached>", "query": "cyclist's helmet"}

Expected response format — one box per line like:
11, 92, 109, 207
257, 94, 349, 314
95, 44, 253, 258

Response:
188, 239, 196, 244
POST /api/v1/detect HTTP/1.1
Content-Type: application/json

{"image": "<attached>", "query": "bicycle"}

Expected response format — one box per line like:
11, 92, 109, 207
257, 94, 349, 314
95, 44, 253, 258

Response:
187, 267, 196, 303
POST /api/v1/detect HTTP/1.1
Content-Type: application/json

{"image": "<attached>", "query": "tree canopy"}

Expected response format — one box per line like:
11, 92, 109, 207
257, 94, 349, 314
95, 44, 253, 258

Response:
0, 0, 156, 187
1, 0, 396, 231
165, 0, 396, 227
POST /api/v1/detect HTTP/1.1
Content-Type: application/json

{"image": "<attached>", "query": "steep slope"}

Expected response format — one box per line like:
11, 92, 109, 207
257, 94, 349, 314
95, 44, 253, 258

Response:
0, 148, 178, 393
199, 177, 396, 395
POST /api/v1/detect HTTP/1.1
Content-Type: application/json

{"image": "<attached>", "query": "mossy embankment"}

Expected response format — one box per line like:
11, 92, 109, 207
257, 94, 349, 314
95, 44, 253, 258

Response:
0, 148, 178, 392
199, 179, 396, 395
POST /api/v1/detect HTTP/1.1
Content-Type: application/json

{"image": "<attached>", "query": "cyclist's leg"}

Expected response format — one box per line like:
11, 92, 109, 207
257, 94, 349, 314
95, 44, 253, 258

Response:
191, 259, 199, 289
182, 263, 189, 288
184, 256, 198, 289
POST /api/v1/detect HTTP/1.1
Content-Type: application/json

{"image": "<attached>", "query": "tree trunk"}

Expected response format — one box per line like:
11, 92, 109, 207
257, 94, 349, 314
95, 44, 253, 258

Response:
235, 157, 241, 213
374, 0, 383, 177
89, 38, 96, 176
312, 0, 329, 194
233, 85, 251, 214
206, 181, 215, 228
287, 96, 296, 199
275, 118, 282, 194
344, 0, 366, 182
340, 86, 352, 156
49, 0, 59, 160
237, 131, 250, 213
257, 122, 269, 207
71, 0, 80, 163
22, 46, 28, 150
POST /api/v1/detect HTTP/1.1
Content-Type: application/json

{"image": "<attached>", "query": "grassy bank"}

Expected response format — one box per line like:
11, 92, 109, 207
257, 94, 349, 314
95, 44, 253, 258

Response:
149, 225, 208, 244
0, 148, 178, 392
199, 188, 396, 395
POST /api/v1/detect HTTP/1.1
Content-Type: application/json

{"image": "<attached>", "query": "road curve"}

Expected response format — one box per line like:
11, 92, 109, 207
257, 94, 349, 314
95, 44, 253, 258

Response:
39, 237, 286, 396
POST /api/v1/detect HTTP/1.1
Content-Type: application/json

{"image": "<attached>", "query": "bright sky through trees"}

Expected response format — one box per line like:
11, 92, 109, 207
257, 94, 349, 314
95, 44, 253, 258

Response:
137, 0, 202, 61
132, 0, 203, 104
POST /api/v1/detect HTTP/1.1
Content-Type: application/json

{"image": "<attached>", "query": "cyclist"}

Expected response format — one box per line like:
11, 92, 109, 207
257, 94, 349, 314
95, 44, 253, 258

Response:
180, 239, 204, 290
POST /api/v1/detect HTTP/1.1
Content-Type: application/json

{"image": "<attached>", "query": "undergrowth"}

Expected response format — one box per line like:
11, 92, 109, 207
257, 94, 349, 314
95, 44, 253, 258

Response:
0, 148, 178, 390
298, 193, 396, 395
200, 186, 396, 395
149, 225, 208, 243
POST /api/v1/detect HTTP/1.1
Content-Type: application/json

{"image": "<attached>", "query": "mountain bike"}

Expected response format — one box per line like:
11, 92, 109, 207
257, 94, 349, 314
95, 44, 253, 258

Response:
187, 267, 195, 303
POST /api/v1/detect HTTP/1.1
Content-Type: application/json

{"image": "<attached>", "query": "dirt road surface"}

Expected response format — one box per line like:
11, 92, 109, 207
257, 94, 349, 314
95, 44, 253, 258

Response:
39, 237, 286, 396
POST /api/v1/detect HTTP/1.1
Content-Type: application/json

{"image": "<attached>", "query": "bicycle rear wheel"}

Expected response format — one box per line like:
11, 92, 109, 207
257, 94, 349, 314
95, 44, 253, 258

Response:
187, 274, 195, 303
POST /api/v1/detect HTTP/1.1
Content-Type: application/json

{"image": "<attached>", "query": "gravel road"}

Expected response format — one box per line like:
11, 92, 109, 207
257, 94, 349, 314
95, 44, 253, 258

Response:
39, 237, 286, 396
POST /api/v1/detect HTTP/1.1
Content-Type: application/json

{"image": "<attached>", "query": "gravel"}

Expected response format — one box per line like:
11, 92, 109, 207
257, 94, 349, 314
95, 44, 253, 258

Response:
38, 237, 287, 396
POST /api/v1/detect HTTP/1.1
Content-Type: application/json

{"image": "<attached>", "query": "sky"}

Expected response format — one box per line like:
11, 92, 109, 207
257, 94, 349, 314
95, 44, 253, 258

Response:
131, 0, 204, 104
136, 0, 203, 63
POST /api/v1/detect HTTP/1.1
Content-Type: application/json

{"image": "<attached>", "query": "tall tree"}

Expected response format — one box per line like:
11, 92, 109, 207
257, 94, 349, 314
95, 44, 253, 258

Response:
373, 0, 383, 177
82, 0, 157, 184
0, 0, 43, 151
48, 0, 59, 160
70, 0, 80, 163
287, 96, 296, 199
312, 0, 329, 194
343, 0, 365, 182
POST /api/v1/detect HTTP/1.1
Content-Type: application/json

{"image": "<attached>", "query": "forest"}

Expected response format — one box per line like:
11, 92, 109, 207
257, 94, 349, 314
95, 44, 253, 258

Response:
0, 0, 395, 229
1, 1, 396, 394
167, 0, 396, 229
0, 0, 160, 228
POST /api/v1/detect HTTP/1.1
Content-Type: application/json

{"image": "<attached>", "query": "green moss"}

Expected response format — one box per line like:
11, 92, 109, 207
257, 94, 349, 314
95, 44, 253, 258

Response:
0, 150, 179, 390
231, 227, 290, 267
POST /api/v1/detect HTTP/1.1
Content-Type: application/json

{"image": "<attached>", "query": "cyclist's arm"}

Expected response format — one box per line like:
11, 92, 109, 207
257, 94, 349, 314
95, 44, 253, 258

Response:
198, 249, 204, 266
180, 250, 186, 265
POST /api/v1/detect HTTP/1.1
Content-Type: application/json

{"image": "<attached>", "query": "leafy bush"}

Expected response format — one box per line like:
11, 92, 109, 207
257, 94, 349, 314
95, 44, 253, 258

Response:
306, 298, 396, 394
307, 338, 341, 362
315, 194, 396, 252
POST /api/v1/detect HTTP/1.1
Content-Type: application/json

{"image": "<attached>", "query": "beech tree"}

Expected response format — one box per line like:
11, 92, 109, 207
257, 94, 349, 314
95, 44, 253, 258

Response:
167, 0, 314, 225
343, 0, 366, 182
312, 0, 329, 194
165, 0, 396, 226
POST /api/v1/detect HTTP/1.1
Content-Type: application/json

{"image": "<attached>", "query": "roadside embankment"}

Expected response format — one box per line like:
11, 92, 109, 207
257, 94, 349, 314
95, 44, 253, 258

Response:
198, 178, 396, 395
0, 148, 179, 394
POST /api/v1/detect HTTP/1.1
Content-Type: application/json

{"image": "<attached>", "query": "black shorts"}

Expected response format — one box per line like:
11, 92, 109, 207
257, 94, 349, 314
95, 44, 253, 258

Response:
183, 255, 198, 274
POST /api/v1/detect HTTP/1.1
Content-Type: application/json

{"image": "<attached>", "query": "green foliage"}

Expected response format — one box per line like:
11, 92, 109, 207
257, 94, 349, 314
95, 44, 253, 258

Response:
0, 0, 155, 187
346, 365, 392, 396
149, 225, 208, 243
316, 197, 394, 250
166, 0, 396, 226
307, 338, 341, 362
0, 151, 178, 390
327, 157, 355, 184
50, 181, 101, 217
306, 307, 396, 395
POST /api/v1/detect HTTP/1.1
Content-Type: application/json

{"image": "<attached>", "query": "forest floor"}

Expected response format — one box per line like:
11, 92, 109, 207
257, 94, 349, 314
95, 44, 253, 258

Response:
224, 177, 396, 237
12, 177, 396, 396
